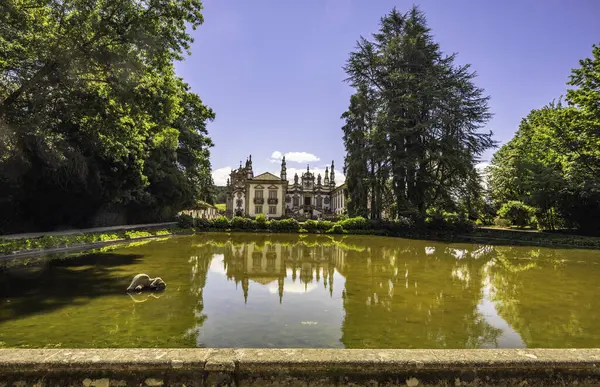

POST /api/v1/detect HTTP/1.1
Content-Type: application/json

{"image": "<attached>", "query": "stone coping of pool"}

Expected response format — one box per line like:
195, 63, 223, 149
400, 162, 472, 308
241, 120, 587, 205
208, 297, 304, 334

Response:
1, 348, 600, 386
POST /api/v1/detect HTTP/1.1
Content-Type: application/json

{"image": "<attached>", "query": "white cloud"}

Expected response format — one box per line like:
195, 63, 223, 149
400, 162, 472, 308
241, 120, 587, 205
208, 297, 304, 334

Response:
269, 282, 317, 294
270, 151, 283, 161
270, 151, 320, 164
212, 166, 232, 186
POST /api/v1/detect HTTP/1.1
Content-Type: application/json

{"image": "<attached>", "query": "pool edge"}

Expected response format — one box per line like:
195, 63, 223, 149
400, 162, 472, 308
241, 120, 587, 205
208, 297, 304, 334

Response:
1, 348, 599, 386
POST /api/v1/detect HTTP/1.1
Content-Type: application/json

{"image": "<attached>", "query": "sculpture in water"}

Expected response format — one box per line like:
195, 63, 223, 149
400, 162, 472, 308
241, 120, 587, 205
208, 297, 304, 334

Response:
126, 273, 166, 292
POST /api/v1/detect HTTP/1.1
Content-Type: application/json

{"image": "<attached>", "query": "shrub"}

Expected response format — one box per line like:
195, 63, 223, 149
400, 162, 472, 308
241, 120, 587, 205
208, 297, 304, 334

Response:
177, 214, 194, 228
195, 217, 212, 229
425, 215, 446, 231
268, 219, 281, 232
453, 218, 475, 233
304, 219, 319, 233
394, 216, 415, 230
497, 201, 536, 227
339, 216, 369, 230
255, 214, 268, 229
213, 216, 231, 229
231, 216, 252, 230
493, 217, 512, 228
326, 224, 345, 234
317, 220, 333, 232
277, 218, 300, 232
423, 212, 473, 233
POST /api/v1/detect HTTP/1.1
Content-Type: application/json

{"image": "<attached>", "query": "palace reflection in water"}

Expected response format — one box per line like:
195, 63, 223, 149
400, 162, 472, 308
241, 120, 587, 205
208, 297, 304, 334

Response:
223, 238, 344, 303
2, 233, 600, 348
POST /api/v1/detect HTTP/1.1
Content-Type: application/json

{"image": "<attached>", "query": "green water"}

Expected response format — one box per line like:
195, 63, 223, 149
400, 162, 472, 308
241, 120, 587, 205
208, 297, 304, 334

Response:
1, 232, 600, 349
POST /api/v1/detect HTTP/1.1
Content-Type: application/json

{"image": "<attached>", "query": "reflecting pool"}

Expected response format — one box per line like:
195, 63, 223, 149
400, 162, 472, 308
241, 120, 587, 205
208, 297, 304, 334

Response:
1, 233, 599, 348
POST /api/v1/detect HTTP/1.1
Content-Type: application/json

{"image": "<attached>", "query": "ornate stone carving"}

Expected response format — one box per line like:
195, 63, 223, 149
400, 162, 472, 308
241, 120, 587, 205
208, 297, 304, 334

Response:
324, 197, 330, 205
285, 196, 291, 203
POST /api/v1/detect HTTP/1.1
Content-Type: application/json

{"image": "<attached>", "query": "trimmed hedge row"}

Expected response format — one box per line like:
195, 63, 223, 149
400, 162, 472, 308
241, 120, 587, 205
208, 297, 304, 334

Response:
176, 214, 474, 235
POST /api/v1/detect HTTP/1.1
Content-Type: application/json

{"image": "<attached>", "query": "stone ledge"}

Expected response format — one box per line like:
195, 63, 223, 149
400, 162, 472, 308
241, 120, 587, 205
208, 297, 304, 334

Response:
1, 348, 600, 386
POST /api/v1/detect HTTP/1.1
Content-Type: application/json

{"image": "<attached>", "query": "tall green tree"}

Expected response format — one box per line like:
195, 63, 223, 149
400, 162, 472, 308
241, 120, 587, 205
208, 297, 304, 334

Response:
0, 0, 214, 232
488, 43, 600, 233
341, 7, 494, 219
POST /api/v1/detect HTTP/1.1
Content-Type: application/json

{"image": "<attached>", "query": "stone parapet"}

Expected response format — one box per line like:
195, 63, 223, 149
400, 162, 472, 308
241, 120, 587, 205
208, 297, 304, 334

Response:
1, 348, 600, 386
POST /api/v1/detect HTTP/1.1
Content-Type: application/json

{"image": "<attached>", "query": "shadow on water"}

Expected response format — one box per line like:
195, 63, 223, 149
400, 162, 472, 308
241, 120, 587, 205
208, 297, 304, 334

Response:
0, 252, 144, 323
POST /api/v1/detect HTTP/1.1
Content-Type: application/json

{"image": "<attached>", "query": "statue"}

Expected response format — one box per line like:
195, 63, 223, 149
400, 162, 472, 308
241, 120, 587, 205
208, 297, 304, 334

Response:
294, 173, 299, 184
126, 274, 166, 292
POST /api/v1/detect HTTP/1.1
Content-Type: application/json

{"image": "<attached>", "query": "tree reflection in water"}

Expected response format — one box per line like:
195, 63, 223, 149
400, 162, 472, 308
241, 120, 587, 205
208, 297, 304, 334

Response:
2, 233, 600, 348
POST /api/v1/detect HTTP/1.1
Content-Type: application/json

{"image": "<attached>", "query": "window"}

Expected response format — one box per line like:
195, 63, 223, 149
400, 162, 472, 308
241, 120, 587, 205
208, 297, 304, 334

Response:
253, 256, 262, 268
255, 190, 263, 198
269, 206, 276, 214
269, 190, 277, 199
255, 206, 263, 214
267, 256, 277, 270
304, 196, 311, 206
293, 196, 299, 207
317, 196, 322, 208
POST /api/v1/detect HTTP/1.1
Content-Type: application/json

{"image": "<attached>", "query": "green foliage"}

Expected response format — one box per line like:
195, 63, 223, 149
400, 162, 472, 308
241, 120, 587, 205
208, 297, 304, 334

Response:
255, 214, 268, 229
230, 216, 252, 230
497, 201, 536, 228
195, 218, 212, 229
342, 6, 494, 220
317, 220, 334, 232
488, 43, 600, 234
0, 0, 214, 233
0, 228, 174, 254
124, 230, 153, 239
339, 216, 369, 230
304, 220, 319, 233
493, 217, 512, 228
177, 214, 194, 229
274, 219, 300, 233
326, 224, 346, 234
212, 216, 230, 230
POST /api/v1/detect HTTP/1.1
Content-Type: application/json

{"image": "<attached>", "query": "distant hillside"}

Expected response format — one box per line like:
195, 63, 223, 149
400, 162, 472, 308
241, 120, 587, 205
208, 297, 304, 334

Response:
213, 185, 227, 204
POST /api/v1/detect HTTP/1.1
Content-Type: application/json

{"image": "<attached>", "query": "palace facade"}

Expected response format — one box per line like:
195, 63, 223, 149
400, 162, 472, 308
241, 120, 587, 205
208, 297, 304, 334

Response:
225, 155, 347, 219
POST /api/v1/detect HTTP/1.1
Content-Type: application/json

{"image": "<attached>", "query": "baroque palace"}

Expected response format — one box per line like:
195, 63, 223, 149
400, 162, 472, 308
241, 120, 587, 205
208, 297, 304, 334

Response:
225, 155, 347, 219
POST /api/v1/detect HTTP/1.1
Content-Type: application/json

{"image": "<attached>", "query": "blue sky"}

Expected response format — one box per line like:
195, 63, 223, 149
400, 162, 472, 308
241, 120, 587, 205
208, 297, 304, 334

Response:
175, 0, 600, 186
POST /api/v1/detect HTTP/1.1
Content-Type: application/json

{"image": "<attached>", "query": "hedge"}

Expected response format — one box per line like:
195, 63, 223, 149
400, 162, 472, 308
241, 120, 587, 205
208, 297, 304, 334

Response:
176, 215, 474, 235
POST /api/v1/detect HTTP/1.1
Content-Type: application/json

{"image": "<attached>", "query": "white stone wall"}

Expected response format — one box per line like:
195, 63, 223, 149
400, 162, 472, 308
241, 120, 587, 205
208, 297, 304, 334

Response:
331, 187, 346, 215
248, 182, 285, 218
180, 207, 219, 220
